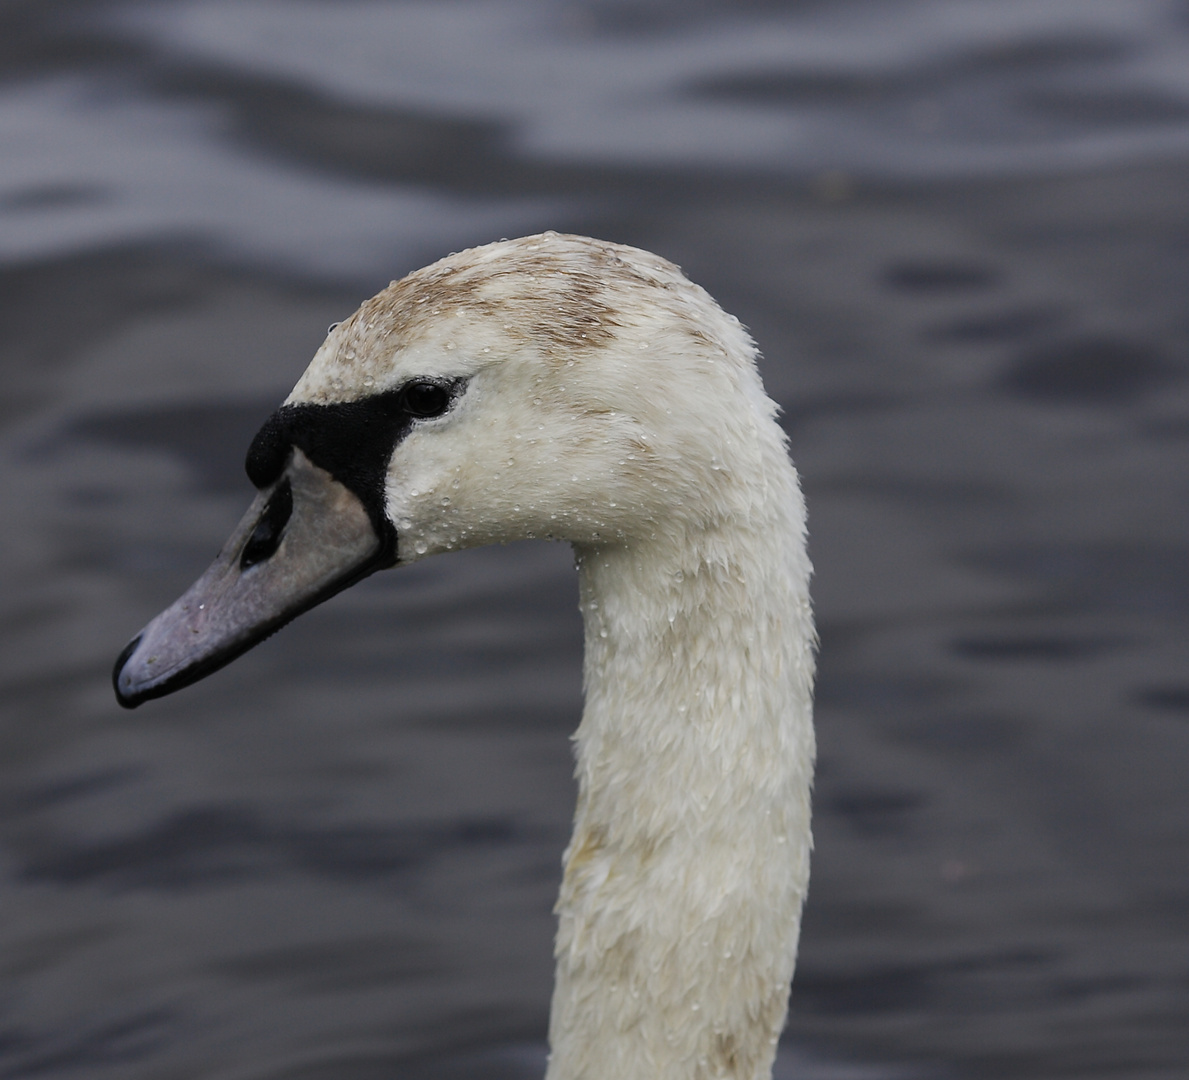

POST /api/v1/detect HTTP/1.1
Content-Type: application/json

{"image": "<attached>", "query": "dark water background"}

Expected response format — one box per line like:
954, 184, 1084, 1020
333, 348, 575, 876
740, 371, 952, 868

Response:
2, 2, 1188, 1077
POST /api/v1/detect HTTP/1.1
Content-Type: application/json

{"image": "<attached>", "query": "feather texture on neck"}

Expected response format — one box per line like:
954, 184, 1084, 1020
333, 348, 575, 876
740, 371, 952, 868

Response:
550, 389, 815, 1080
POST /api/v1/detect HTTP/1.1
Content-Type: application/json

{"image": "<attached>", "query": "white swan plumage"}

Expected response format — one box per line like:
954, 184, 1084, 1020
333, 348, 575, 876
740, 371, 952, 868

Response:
114, 233, 816, 1080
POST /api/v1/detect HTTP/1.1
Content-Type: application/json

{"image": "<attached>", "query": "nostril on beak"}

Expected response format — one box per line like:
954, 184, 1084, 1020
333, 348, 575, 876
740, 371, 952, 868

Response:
241, 478, 294, 569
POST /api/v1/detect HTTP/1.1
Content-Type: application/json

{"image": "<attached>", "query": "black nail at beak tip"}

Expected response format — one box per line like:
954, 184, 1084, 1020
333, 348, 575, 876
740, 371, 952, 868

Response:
113, 634, 144, 709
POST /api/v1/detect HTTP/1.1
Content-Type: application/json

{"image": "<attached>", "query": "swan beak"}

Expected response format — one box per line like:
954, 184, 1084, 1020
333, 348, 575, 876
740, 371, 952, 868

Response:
113, 447, 395, 708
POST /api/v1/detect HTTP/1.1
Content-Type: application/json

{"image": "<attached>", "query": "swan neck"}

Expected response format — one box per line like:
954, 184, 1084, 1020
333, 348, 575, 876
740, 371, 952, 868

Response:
547, 507, 815, 1080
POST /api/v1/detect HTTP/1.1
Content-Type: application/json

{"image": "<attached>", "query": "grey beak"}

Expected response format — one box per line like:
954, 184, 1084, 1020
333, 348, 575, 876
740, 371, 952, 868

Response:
113, 448, 395, 708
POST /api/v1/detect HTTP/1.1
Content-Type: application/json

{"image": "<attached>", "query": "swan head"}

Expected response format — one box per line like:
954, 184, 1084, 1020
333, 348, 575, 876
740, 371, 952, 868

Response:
114, 233, 779, 706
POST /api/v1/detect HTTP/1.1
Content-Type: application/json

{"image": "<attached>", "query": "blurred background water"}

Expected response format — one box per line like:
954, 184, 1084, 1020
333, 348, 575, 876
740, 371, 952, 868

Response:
1, 1, 1188, 1077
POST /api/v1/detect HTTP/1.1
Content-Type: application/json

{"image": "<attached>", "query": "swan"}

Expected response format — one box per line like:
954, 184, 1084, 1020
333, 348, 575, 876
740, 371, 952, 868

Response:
113, 233, 816, 1080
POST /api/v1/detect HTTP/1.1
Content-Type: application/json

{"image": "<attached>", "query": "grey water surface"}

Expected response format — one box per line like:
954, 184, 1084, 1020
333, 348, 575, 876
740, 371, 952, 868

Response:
1, 2, 1188, 1078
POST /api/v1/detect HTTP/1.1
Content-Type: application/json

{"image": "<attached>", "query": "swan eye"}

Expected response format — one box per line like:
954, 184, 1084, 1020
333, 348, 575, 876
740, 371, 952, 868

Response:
402, 380, 452, 419
241, 479, 293, 569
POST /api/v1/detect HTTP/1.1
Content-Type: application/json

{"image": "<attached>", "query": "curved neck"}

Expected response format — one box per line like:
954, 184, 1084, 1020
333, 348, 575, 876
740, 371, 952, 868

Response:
548, 493, 815, 1080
